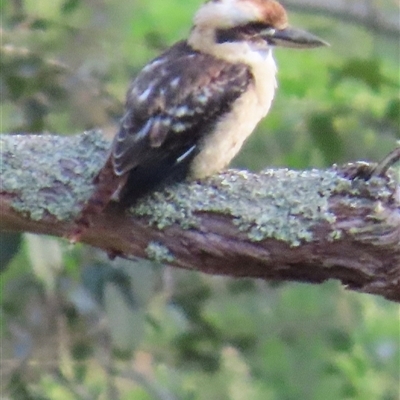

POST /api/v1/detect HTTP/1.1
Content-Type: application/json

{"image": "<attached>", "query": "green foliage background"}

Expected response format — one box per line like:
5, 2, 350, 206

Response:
1, 0, 399, 399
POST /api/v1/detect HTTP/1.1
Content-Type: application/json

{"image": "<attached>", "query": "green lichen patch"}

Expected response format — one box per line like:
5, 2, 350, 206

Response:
145, 241, 175, 264
3, 131, 395, 246
1, 130, 109, 221
332, 165, 399, 241
132, 168, 349, 246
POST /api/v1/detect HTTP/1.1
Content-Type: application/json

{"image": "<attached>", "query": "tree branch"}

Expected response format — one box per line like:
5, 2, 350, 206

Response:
283, 0, 400, 38
1, 132, 399, 302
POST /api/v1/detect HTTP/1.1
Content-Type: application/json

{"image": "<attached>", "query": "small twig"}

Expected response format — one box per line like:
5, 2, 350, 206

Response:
370, 147, 400, 178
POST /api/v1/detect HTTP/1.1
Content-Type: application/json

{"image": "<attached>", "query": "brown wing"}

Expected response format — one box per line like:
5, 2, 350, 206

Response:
111, 41, 253, 176
70, 42, 252, 240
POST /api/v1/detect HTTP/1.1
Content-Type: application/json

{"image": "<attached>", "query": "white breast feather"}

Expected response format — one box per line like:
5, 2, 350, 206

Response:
190, 50, 277, 178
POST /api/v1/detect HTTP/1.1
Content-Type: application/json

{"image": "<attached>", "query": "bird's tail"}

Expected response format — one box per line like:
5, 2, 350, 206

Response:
69, 157, 124, 242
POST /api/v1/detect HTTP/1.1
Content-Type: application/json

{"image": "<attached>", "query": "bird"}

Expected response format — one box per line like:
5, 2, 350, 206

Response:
71, 0, 327, 238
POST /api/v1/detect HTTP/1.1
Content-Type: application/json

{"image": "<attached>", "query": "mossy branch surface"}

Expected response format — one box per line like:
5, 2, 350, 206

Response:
1, 131, 399, 302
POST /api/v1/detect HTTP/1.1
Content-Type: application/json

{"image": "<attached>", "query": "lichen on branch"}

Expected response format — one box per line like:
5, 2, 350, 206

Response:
1, 131, 399, 302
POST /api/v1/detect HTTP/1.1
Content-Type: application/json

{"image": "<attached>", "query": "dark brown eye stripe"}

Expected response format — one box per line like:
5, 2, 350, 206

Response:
216, 22, 272, 43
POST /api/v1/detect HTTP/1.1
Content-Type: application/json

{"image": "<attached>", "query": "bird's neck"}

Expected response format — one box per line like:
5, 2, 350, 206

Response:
188, 27, 278, 106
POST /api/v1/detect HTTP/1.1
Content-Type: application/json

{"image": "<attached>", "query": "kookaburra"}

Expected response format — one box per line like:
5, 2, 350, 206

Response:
73, 0, 327, 235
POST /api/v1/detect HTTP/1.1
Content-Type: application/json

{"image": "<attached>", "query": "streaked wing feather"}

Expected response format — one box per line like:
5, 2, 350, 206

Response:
111, 41, 252, 176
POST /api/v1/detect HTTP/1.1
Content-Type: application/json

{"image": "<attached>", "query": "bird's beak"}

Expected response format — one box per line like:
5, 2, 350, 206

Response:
263, 27, 329, 49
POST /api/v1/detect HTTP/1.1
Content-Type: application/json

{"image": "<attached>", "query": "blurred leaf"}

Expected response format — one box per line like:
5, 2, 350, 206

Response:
341, 382, 357, 398
25, 234, 63, 293
30, 18, 53, 31
171, 280, 211, 321
280, 76, 308, 97
144, 31, 168, 51
73, 364, 87, 384
63, 302, 80, 327
327, 329, 353, 352
2, 273, 44, 316
227, 279, 256, 294
0, 232, 22, 273
330, 58, 395, 92
71, 341, 93, 361
308, 111, 343, 164
23, 96, 49, 131
220, 347, 255, 400
385, 97, 400, 136
8, 371, 50, 400
61, 0, 81, 14
82, 262, 136, 309
174, 330, 220, 372
104, 282, 145, 353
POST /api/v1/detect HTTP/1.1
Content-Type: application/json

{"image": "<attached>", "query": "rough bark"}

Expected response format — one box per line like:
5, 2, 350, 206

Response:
1, 132, 399, 302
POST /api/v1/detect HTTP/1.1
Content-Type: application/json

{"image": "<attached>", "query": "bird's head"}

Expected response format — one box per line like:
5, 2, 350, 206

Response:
189, 0, 328, 55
